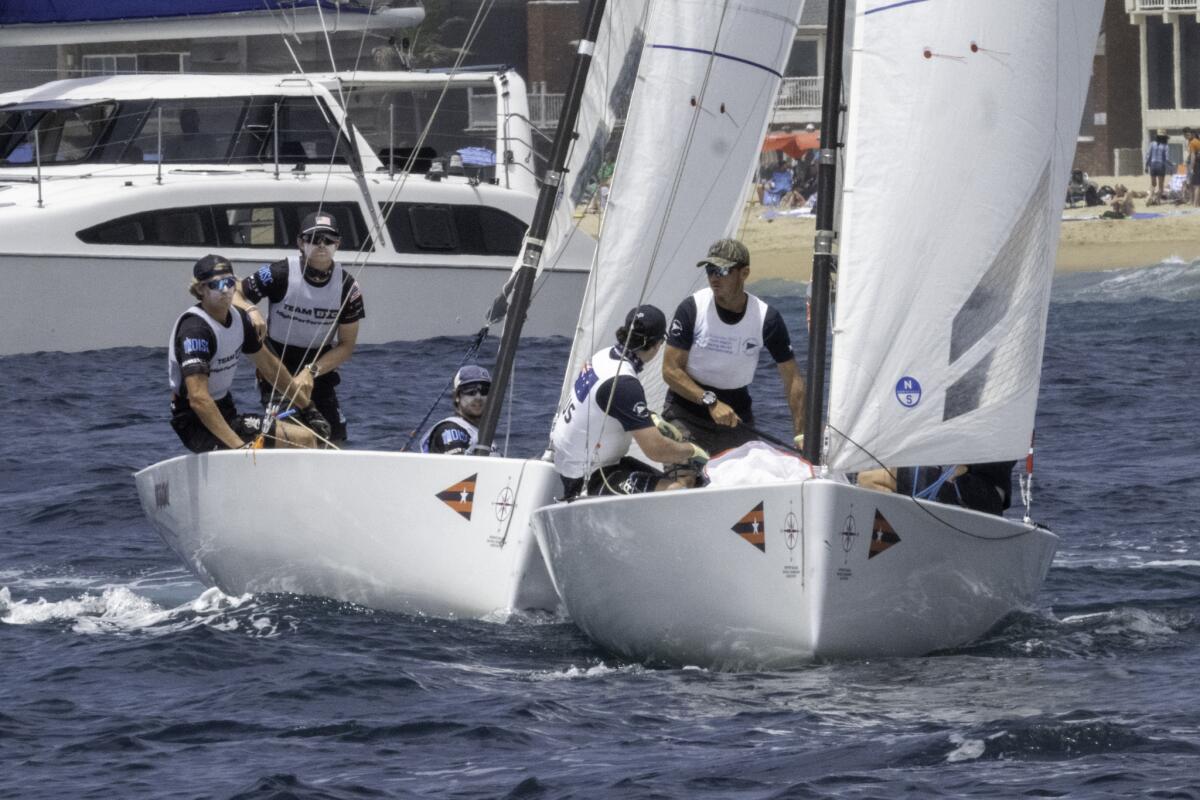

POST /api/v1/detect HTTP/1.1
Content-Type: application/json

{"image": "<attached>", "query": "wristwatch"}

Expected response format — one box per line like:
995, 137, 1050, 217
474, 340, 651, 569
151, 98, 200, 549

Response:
308, 363, 322, 378
700, 390, 717, 407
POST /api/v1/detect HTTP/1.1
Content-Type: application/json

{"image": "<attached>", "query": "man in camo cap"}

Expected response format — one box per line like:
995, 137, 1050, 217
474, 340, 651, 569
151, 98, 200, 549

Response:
660, 237, 806, 454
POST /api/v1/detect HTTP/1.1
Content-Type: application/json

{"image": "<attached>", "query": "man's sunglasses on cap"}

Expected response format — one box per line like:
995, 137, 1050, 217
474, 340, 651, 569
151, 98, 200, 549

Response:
302, 233, 341, 246
204, 276, 237, 291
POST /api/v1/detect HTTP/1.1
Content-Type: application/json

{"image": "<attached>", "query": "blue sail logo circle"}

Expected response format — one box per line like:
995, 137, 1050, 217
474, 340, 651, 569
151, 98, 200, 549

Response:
895, 376, 922, 408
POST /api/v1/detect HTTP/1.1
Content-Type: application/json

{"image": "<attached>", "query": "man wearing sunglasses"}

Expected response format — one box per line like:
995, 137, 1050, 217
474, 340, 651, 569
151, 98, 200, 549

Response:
169, 254, 316, 452
420, 365, 492, 455
661, 238, 806, 455
234, 211, 365, 443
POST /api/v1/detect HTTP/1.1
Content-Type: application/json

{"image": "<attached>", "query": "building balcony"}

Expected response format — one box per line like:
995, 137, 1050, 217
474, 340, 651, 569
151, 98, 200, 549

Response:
776, 76, 822, 110
1126, 0, 1200, 17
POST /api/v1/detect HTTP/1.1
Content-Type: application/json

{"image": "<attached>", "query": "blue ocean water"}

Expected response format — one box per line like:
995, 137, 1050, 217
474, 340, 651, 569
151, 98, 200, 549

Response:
2, 263, 1199, 799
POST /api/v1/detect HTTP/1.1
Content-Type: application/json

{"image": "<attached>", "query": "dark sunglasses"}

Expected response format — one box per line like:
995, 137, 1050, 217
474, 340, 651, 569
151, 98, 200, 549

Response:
705, 263, 736, 278
302, 234, 341, 246
204, 276, 237, 291
458, 385, 489, 398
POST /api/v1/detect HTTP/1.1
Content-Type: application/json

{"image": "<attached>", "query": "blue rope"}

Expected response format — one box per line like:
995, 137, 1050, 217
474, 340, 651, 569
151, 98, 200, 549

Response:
914, 465, 957, 500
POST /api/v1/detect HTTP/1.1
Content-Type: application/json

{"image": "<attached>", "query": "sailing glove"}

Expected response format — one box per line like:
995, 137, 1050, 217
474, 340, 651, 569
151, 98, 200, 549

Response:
686, 443, 710, 471
651, 412, 684, 442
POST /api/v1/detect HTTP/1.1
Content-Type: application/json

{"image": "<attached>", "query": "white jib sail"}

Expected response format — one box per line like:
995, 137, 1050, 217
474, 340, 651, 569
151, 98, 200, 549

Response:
556, 0, 806, 413
540, 0, 651, 275
825, 0, 1104, 473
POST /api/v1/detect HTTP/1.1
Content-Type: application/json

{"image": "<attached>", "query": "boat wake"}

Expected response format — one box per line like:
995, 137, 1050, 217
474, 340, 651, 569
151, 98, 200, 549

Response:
0, 584, 290, 637
1053, 259, 1200, 303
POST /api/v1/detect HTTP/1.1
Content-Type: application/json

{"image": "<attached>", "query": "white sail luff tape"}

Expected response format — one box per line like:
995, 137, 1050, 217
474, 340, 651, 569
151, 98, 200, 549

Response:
578, 39, 595, 56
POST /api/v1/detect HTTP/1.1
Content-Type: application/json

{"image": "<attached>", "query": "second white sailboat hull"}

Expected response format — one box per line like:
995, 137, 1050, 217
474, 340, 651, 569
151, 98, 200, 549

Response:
134, 450, 562, 618
532, 479, 1057, 669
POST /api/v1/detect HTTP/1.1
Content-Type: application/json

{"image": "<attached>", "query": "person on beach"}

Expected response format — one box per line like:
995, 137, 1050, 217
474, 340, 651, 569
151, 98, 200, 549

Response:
1146, 129, 1173, 204
169, 255, 316, 452
1186, 128, 1200, 207
661, 238, 806, 455
421, 365, 492, 455
1102, 184, 1135, 219
234, 211, 364, 443
550, 305, 709, 499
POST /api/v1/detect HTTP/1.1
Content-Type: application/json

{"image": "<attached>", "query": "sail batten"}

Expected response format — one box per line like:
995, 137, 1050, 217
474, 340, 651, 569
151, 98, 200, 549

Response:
825, 0, 1104, 473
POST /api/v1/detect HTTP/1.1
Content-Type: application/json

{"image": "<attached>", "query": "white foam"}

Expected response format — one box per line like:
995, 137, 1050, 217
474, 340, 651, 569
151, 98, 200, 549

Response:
946, 732, 986, 763
0, 584, 283, 637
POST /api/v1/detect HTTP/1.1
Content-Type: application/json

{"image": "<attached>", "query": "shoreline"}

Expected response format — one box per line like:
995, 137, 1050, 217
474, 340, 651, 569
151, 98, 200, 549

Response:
579, 174, 1200, 284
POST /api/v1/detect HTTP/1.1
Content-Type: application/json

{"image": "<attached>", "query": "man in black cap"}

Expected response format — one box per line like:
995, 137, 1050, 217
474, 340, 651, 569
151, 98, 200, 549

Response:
421, 365, 493, 455
550, 305, 709, 498
234, 210, 365, 443
662, 237, 806, 455
169, 254, 316, 452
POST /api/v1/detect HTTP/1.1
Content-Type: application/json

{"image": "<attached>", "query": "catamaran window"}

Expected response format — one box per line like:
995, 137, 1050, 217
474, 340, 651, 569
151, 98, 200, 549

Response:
129, 98, 248, 163
381, 202, 526, 256
0, 102, 117, 165
230, 96, 352, 165
77, 202, 371, 251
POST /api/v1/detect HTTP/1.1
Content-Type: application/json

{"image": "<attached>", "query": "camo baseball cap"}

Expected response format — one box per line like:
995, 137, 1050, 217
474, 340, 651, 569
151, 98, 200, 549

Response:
696, 238, 750, 270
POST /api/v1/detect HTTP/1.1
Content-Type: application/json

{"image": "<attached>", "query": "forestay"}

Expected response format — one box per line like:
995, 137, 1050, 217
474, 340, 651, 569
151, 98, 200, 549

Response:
556, 0, 806, 413
825, 0, 1103, 472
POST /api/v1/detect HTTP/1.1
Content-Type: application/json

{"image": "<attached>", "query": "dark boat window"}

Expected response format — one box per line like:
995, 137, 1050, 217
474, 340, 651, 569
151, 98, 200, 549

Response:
0, 102, 116, 165
130, 98, 248, 163
78, 202, 371, 251
381, 202, 526, 255
231, 96, 352, 165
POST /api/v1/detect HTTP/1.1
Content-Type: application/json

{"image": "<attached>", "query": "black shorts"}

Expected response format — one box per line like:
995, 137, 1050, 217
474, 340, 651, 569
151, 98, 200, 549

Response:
662, 396, 759, 456
586, 457, 665, 497
170, 395, 273, 453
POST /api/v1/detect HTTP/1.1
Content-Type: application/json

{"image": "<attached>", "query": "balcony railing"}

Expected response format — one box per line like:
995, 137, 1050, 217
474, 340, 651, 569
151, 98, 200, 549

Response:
1126, 0, 1200, 13
776, 76, 822, 110
468, 76, 822, 130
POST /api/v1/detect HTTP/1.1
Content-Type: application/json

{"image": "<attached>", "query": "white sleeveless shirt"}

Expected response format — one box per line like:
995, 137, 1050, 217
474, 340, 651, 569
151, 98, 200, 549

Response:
551, 347, 640, 479
267, 255, 344, 349
168, 305, 246, 401
420, 415, 480, 453
685, 287, 769, 390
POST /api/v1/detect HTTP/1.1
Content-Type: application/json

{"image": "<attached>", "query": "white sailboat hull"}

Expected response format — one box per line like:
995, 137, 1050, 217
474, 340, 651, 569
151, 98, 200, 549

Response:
532, 479, 1057, 669
134, 450, 562, 618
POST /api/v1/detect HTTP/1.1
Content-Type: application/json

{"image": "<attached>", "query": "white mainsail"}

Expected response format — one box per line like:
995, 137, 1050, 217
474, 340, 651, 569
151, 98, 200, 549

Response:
555, 0, 806, 412
825, 0, 1103, 472
541, 1, 651, 274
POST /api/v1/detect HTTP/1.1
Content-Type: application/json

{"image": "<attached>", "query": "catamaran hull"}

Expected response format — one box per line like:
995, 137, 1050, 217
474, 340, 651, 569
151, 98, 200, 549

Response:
0, 253, 587, 355
134, 451, 562, 618
532, 478, 1057, 669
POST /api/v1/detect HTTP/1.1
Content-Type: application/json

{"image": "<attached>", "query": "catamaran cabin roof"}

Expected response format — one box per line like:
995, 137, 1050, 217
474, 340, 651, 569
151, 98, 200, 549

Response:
0, 70, 511, 105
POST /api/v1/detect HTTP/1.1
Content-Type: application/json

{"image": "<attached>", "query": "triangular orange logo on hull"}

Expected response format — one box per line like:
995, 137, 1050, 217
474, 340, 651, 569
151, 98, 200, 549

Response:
732, 502, 766, 552
869, 510, 900, 558
437, 473, 477, 520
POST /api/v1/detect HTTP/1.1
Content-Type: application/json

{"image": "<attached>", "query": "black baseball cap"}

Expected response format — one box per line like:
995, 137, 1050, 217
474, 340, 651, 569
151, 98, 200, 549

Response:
623, 304, 667, 342
300, 211, 340, 236
193, 254, 234, 281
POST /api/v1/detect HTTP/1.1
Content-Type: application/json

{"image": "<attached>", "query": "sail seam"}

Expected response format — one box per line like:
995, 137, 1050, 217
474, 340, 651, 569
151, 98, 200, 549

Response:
863, 0, 931, 16
648, 44, 782, 79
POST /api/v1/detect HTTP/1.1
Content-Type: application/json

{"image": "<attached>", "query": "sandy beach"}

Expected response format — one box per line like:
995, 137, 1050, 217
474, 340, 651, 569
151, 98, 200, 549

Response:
581, 174, 1200, 284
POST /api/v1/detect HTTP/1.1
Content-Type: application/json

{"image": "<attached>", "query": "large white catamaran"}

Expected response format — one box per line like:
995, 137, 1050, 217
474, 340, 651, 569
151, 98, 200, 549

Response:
533, 0, 1105, 668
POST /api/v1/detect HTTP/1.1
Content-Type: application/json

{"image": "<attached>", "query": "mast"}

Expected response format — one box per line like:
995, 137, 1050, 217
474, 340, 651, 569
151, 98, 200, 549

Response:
801, 0, 847, 465
474, 0, 609, 451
